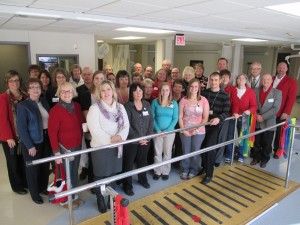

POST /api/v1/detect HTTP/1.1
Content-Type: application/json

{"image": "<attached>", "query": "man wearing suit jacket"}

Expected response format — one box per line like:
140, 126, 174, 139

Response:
249, 61, 262, 89
272, 62, 298, 158
251, 74, 282, 168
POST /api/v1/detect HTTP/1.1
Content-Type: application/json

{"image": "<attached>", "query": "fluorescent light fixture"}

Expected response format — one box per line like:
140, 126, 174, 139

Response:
16, 11, 61, 18
232, 38, 268, 42
76, 17, 110, 23
113, 36, 146, 40
266, 2, 300, 17
116, 27, 175, 34
97, 40, 104, 43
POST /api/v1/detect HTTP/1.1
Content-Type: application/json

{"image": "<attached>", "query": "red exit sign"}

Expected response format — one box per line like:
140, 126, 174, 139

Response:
175, 34, 185, 46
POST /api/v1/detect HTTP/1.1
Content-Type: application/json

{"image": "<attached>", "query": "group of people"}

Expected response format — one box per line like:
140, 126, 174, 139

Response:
0, 58, 297, 214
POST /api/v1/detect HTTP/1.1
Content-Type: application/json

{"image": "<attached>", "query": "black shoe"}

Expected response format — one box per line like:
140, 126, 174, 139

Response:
80, 167, 88, 180
214, 163, 220, 167
198, 168, 206, 176
97, 195, 107, 213
40, 190, 48, 195
273, 154, 279, 159
124, 188, 134, 196
260, 162, 267, 168
14, 189, 27, 195
153, 174, 160, 180
162, 175, 169, 180
201, 176, 212, 185
33, 196, 44, 204
139, 181, 150, 189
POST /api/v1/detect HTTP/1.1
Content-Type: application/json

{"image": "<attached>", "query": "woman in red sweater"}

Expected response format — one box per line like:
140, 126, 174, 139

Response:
48, 82, 83, 207
225, 74, 257, 163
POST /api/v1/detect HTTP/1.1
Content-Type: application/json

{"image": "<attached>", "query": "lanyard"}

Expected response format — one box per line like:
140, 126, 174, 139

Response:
208, 90, 220, 110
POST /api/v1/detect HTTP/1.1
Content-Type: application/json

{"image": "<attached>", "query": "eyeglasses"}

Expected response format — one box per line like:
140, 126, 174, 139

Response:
29, 86, 41, 90
60, 90, 72, 94
8, 79, 20, 83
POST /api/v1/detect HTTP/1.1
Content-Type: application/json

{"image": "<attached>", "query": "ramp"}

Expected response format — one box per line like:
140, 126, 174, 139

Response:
79, 163, 300, 225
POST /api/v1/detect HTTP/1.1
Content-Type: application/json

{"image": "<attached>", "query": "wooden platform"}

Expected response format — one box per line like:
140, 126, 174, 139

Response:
79, 163, 300, 225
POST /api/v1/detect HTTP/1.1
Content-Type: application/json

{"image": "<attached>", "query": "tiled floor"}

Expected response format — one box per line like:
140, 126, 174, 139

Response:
1, 122, 299, 225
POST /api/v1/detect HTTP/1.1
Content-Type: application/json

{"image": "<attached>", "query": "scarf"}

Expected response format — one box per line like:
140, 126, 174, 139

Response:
58, 100, 74, 114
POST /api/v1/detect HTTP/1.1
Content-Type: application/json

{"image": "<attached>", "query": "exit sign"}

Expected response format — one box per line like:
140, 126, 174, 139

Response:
175, 34, 185, 46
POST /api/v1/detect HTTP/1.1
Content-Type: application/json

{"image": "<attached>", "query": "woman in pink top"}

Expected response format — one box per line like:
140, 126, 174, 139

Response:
179, 78, 209, 180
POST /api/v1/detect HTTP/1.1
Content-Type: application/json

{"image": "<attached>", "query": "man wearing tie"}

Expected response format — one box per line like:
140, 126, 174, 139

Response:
249, 62, 262, 89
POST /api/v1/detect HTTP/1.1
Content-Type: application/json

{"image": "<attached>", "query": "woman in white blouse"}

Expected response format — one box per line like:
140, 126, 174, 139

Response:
87, 80, 129, 213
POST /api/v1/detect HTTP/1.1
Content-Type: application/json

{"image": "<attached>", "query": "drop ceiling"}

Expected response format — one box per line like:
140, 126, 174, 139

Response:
0, 0, 300, 46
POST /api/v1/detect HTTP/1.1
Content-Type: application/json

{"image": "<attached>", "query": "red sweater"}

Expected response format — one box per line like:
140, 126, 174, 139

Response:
273, 75, 298, 117
0, 91, 27, 141
224, 84, 239, 115
48, 102, 83, 152
233, 87, 257, 115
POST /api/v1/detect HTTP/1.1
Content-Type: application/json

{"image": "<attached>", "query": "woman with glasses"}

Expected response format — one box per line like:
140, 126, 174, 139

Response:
0, 70, 28, 195
48, 82, 84, 208
17, 78, 51, 204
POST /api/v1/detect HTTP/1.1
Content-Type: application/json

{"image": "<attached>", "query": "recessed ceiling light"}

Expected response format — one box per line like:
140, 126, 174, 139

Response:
113, 36, 146, 40
76, 17, 110, 23
266, 2, 300, 17
116, 27, 175, 34
97, 40, 104, 43
232, 38, 268, 42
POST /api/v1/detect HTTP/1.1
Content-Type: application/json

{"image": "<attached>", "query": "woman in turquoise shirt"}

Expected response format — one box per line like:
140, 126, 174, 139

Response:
151, 82, 178, 180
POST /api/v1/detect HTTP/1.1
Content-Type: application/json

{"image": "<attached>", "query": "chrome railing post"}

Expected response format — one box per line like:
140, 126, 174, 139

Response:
64, 157, 74, 225
230, 118, 238, 167
285, 124, 296, 188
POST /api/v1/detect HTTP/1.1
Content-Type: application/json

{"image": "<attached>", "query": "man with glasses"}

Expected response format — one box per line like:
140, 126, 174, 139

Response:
249, 62, 262, 89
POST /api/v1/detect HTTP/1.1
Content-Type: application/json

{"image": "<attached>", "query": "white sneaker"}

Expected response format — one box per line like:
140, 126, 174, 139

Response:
238, 158, 244, 163
180, 173, 188, 180
188, 173, 195, 179
225, 158, 231, 163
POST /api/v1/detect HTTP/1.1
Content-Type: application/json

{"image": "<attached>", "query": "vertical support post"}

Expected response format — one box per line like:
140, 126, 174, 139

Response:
230, 118, 238, 167
64, 157, 74, 225
285, 125, 296, 188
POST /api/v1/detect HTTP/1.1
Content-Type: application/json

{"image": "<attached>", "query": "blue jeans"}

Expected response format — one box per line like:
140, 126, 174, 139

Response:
180, 133, 205, 175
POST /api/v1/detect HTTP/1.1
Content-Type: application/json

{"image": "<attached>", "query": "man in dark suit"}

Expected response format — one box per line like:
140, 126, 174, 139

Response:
252, 74, 282, 168
272, 62, 298, 158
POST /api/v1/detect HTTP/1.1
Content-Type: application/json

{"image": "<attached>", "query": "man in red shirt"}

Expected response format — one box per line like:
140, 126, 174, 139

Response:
272, 62, 298, 158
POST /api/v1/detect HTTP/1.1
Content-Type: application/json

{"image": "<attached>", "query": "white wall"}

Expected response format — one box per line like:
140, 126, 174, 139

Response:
0, 29, 97, 70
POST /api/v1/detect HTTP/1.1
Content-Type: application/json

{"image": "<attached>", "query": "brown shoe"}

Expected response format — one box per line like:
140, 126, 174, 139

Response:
250, 159, 260, 165
260, 162, 267, 168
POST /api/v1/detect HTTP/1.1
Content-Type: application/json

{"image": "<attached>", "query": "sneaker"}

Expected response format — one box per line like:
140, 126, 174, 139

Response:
180, 173, 188, 180
225, 158, 231, 164
238, 158, 244, 163
188, 173, 195, 179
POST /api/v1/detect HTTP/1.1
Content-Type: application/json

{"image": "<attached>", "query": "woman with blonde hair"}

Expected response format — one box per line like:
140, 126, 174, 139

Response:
151, 82, 178, 180
151, 68, 168, 99
182, 66, 195, 95
87, 80, 129, 213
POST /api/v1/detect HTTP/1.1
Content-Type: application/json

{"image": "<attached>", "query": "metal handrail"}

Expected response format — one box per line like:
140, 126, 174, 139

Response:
50, 121, 287, 201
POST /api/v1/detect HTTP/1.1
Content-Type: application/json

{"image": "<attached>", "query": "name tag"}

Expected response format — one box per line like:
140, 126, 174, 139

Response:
154, 87, 158, 90
142, 111, 149, 116
209, 110, 213, 115
52, 97, 59, 103
196, 107, 201, 113
268, 98, 274, 103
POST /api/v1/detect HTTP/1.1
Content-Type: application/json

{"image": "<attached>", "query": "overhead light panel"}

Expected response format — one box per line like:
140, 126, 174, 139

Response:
113, 36, 146, 40
16, 11, 61, 18
97, 40, 104, 43
266, 2, 300, 17
76, 17, 110, 23
116, 27, 175, 34
232, 38, 268, 42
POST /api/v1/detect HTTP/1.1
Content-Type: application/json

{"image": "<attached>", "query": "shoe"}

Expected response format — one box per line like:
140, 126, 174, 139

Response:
40, 190, 48, 195
250, 159, 260, 165
180, 173, 188, 180
124, 188, 134, 196
198, 168, 206, 176
273, 154, 279, 159
72, 194, 78, 201
237, 158, 244, 163
97, 194, 107, 213
188, 173, 195, 179
15, 189, 27, 195
201, 176, 212, 185
74, 198, 84, 207
33, 196, 44, 204
139, 181, 150, 189
79, 167, 88, 180
162, 175, 169, 180
173, 163, 181, 170
225, 158, 231, 164
153, 174, 160, 180
260, 162, 267, 168
214, 163, 220, 167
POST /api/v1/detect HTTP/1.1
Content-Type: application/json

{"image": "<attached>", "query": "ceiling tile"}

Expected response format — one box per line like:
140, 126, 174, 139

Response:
0, 0, 35, 7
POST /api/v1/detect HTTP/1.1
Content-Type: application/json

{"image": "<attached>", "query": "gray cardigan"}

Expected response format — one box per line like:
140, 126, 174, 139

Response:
124, 100, 154, 143
254, 87, 282, 131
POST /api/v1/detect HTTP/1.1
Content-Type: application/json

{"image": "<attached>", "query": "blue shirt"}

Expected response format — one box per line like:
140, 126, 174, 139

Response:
151, 99, 178, 132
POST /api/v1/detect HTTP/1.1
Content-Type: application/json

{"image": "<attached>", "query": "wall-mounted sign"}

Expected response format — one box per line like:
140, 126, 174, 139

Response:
175, 34, 185, 46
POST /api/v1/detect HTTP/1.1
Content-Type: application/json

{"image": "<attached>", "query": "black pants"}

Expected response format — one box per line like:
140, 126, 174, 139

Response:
273, 117, 286, 154
1, 141, 27, 192
201, 125, 221, 177
84, 138, 94, 183
122, 143, 149, 190
253, 129, 274, 163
